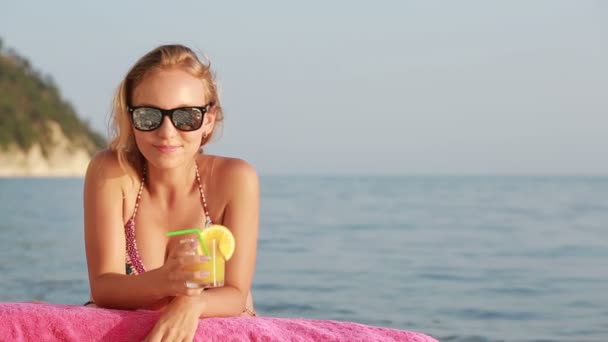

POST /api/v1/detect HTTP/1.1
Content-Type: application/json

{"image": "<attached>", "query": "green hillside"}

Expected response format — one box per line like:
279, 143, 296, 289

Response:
0, 38, 105, 155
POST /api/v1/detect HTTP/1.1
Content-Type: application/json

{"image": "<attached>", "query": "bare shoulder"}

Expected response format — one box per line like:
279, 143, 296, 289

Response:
85, 149, 137, 191
220, 156, 257, 180
201, 154, 259, 195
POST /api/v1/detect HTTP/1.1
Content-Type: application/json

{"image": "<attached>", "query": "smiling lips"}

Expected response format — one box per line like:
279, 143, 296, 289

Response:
153, 144, 182, 153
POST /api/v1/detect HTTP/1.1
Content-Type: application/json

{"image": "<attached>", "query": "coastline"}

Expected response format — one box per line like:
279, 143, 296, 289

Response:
0, 145, 90, 178
0, 174, 86, 178
0, 121, 94, 178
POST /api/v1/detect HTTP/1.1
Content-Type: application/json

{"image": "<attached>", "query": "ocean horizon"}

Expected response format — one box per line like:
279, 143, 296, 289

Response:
1, 176, 606, 342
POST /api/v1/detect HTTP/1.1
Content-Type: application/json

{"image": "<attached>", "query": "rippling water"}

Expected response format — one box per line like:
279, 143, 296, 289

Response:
1, 176, 606, 342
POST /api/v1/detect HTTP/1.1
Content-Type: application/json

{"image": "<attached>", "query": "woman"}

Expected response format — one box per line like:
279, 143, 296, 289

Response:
83, 44, 259, 341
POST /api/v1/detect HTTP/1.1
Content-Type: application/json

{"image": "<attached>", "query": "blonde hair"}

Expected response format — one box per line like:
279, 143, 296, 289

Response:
108, 44, 223, 175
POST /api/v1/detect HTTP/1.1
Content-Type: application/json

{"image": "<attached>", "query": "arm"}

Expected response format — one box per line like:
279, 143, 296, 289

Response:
141, 159, 259, 341
188, 158, 260, 317
84, 152, 166, 309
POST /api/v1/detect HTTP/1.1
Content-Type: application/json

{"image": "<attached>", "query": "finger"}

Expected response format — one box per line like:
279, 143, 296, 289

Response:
182, 333, 196, 342
170, 239, 199, 258
175, 271, 209, 292
144, 327, 162, 342
187, 320, 201, 341
176, 286, 204, 297
175, 278, 206, 296
161, 330, 177, 342
178, 255, 211, 267
168, 252, 205, 273
182, 270, 210, 281
168, 239, 198, 261
174, 275, 205, 291
184, 287, 205, 296
167, 267, 206, 289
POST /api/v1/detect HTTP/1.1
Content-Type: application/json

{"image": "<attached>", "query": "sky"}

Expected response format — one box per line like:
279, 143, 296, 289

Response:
1, 1, 606, 175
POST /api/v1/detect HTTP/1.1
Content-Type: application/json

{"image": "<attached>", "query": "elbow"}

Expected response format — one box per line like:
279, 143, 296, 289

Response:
89, 276, 113, 309
232, 286, 249, 315
200, 285, 248, 317
231, 285, 248, 305
89, 284, 108, 308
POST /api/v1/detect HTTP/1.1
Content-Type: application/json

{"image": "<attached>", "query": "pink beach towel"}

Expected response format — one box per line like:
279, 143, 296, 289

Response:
0, 302, 438, 342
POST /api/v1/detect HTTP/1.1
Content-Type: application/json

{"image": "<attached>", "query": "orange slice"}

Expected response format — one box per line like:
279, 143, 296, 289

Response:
201, 224, 236, 260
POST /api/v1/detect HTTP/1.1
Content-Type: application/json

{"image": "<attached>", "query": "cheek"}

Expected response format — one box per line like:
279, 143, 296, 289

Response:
181, 131, 204, 147
132, 131, 150, 148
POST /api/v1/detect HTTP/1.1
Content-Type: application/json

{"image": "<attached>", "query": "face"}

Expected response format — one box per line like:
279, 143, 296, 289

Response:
130, 68, 215, 170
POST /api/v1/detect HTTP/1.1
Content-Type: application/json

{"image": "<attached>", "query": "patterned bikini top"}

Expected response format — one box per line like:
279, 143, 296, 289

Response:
124, 164, 211, 275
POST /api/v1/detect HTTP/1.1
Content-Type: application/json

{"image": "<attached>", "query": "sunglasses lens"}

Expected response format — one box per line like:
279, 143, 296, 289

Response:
172, 108, 204, 131
132, 108, 162, 131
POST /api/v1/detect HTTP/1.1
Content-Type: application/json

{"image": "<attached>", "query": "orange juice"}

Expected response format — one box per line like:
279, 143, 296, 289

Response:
169, 225, 234, 289
188, 239, 225, 288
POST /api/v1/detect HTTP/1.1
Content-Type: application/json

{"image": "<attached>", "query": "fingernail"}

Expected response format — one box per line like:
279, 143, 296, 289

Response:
184, 251, 196, 256
185, 281, 201, 289
179, 238, 195, 245
197, 272, 209, 278
199, 256, 210, 262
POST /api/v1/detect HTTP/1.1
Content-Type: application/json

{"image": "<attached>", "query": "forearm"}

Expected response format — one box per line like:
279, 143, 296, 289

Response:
182, 286, 246, 318
90, 269, 167, 310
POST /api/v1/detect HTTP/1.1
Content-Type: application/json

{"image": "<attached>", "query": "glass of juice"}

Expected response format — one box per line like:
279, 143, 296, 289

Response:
168, 225, 235, 289
187, 239, 225, 288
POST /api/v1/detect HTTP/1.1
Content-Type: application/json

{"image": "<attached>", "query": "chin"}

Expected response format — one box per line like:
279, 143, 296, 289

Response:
146, 158, 183, 170
141, 148, 198, 170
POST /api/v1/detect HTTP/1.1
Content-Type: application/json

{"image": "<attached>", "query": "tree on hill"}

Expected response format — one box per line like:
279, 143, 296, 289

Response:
0, 38, 106, 155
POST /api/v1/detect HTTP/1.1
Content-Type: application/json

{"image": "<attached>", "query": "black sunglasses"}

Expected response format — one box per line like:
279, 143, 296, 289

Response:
127, 103, 212, 132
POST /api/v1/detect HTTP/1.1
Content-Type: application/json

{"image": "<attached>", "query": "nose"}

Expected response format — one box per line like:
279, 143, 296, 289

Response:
155, 115, 177, 138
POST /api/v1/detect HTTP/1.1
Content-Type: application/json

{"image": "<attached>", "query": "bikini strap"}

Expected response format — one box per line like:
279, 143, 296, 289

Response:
194, 163, 212, 227
131, 164, 146, 220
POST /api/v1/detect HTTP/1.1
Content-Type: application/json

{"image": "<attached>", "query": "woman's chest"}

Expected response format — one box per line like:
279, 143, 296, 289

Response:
130, 197, 223, 270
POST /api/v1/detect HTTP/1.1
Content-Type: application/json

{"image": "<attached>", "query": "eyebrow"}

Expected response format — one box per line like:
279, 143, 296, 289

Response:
129, 103, 209, 109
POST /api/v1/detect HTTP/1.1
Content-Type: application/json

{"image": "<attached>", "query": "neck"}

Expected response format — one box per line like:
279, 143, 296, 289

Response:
145, 160, 198, 202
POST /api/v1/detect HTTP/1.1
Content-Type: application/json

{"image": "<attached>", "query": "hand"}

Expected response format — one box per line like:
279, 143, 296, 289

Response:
156, 238, 211, 297
144, 296, 202, 342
